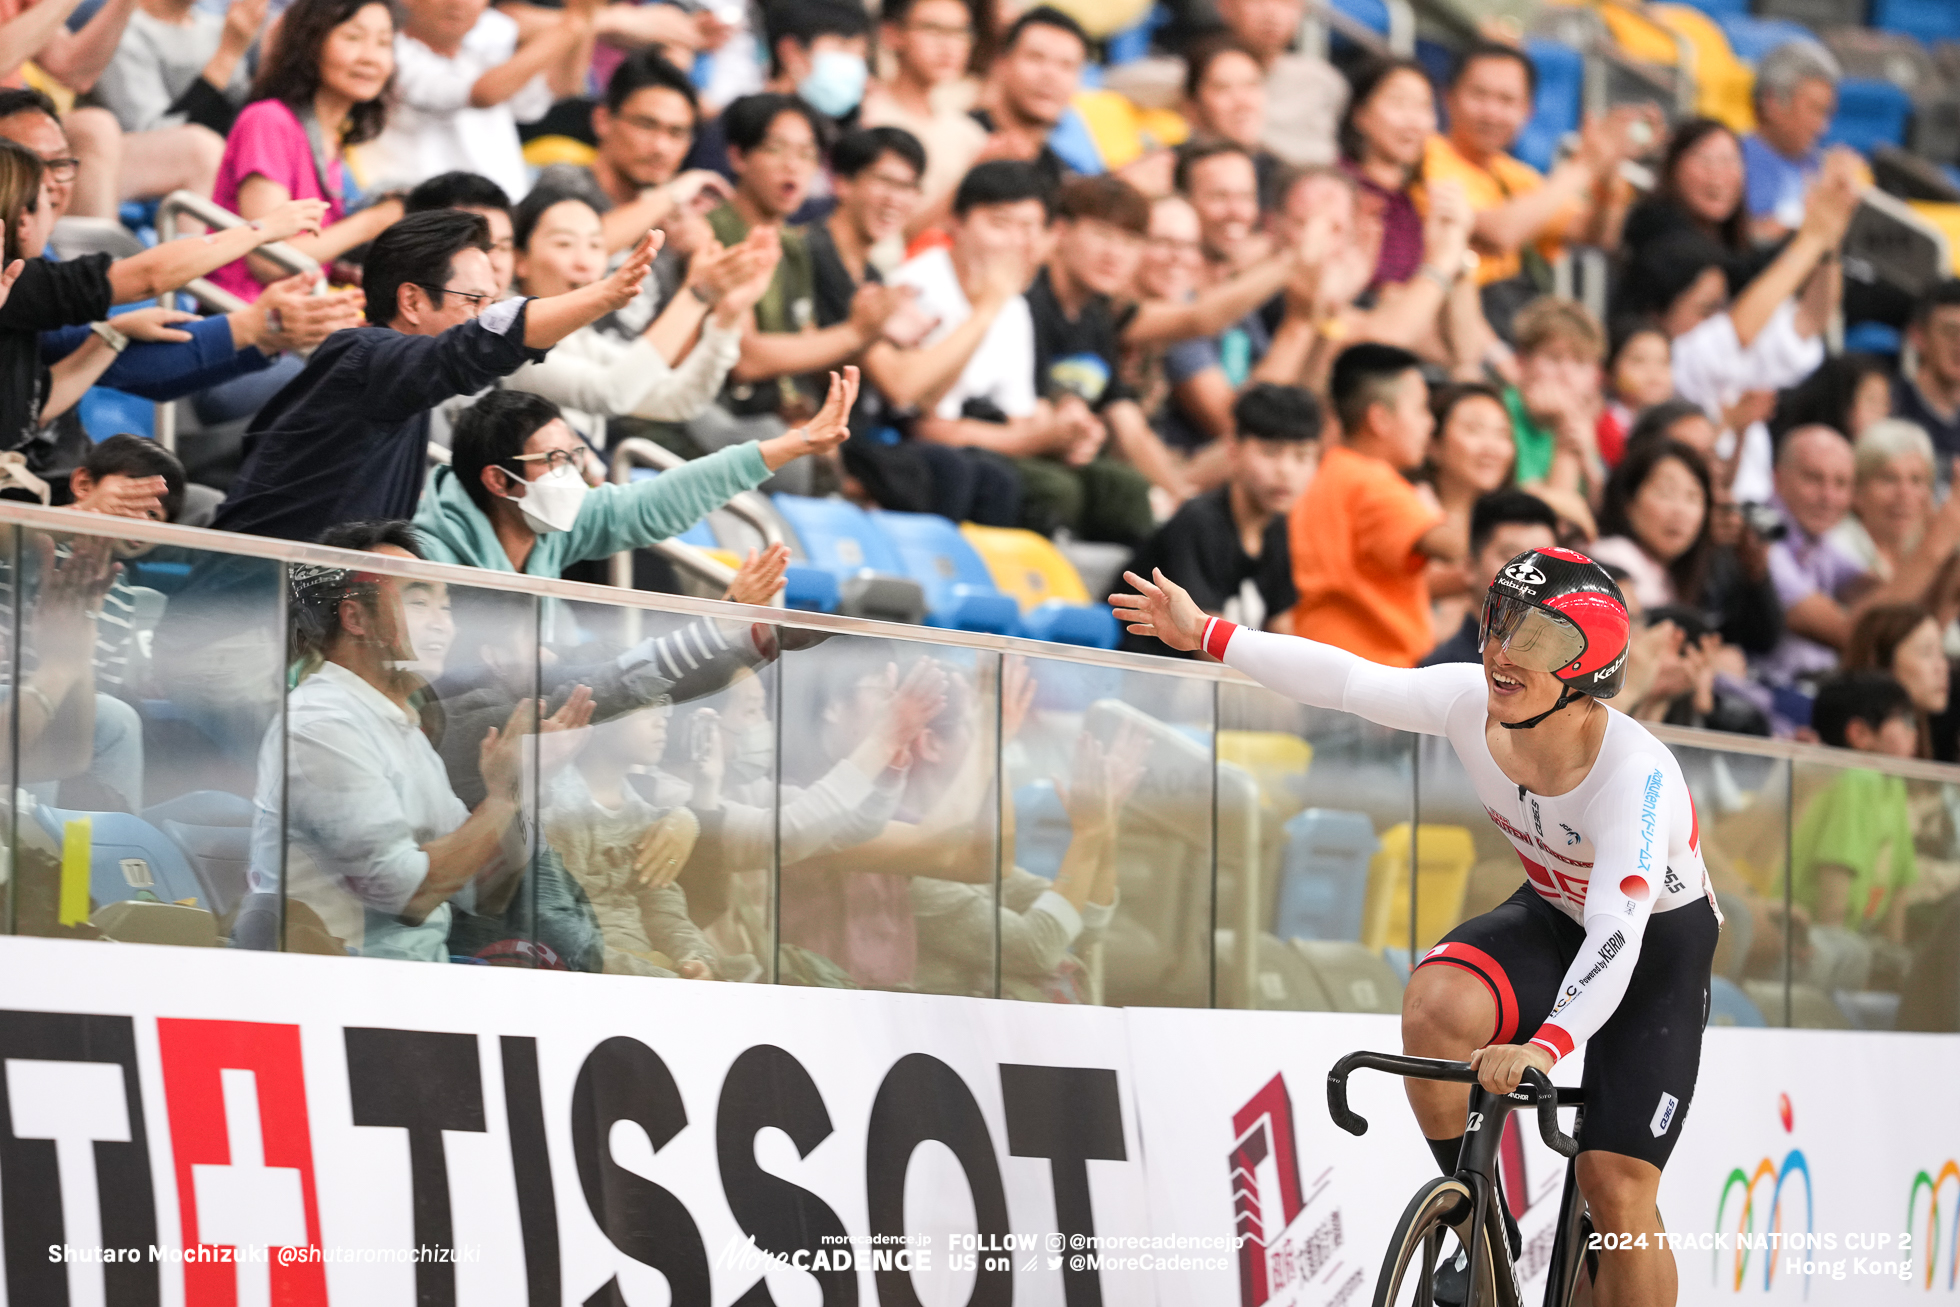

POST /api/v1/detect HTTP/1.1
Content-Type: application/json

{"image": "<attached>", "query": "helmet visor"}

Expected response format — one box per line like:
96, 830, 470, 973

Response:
1480, 593, 1586, 673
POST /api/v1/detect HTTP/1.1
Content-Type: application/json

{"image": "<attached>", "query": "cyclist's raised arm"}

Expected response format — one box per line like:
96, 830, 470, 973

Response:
1113, 568, 1482, 736
1525, 750, 1671, 1064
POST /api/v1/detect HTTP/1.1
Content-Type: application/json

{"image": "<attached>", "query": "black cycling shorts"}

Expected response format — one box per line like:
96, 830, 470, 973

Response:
1415, 883, 1719, 1169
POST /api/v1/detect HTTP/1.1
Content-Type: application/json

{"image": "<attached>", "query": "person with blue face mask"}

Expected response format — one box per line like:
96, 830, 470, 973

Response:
765, 0, 873, 121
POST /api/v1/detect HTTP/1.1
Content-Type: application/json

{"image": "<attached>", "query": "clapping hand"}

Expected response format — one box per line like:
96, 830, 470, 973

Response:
597, 229, 666, 311
722, 543, 791, 606
757, 367, 861, 470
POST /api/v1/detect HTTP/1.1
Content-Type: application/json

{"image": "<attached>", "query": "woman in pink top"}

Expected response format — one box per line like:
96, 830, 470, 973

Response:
209, 0, 404, 300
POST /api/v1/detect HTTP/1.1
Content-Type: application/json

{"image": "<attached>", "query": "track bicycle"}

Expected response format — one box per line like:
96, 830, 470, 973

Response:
1328, 1051, 1594, 1307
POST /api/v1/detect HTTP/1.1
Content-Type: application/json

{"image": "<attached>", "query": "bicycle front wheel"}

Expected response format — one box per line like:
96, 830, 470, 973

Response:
1373, 1176, 1494, 1307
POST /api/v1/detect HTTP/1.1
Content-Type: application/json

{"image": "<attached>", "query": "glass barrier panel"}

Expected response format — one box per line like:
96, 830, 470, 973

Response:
776, 632, 1000, 996
9, 527, 282, 949
1673, 742, 1794, 1031
0, 524, 14, 932
1215, 681, 1414, 1014
1784, 751, 1929, 1034
1896, 775, 1960, 1034
541, 597, 785, 985
999, 655, 1213, 1008
274, 567, 539, 965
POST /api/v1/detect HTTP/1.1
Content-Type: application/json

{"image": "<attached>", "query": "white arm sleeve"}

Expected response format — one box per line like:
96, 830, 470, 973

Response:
1527, 751, 1668, 1061
1215, 621, 1486, 737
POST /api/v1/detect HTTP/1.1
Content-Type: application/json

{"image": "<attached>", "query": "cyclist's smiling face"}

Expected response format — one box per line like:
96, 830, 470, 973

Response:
1481, 633, 1565, 724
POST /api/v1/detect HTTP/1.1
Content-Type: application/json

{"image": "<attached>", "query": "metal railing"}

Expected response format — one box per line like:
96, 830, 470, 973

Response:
152, 190, 324, 453
607, 437, 784, 593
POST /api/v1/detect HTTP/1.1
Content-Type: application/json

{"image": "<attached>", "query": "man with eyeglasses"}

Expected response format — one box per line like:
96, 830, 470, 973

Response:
862, 0, 986, 206
535, 51, 732, 259
1897, 279, 1960, 474
212, 209, 662, 544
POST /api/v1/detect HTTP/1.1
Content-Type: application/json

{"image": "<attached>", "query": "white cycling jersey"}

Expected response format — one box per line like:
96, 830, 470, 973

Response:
1204, 618, 1714, 1063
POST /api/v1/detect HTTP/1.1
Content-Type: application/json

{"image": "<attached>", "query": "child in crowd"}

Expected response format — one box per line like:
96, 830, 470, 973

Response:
544, 700, 722, 979
1599, 321, 1674, 467
1793, 670, 1921, 992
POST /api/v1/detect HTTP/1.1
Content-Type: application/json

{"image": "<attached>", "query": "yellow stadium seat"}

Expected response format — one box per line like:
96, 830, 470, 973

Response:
21, 64, 75, 114
1908, 202, 1960, 274
1652, 5, 1756, 131
1217, 731, 1313, 819
523, 135, 598, 169
1361, 823, 1477, 953
1592, 0, 1686, 70
958, 524, 1092, 610
1070, 89, 1189, 170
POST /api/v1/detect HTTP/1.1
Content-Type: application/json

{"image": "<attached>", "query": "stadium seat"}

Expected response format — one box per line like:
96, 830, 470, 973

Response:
1908, 201, 1960, 273
1292, 939, 1404, 1012
1650, 5, 1756, 130
768, 496, 926, 623
1216, 730, 1312, 817
34, 806, 208, 911
959, 524, 1120, 648
145, 789, 254, 918
1872, 0, 1960, 47
1011, 780, 1073, 879
1744, 979, 1854, 1028
1216, 929, 1334, 1010
1823, 28, 1960, 163
1708, 975, 1767, 1026
1758, 0, 1870, 30
89, 900, 218, 947
1669, 0, 1748, 19
78, 386, 153, 441
1824, 78, 1914, 154
672, 511, 839, 611
1834, 989, 1900, 1030
872, 511, 1023, 634
1515, 39, 1585, 173
1714, 15, 1814, 65
1330, 0, 1391, 39
1843, 322, 1904, 355
1274, 808, 1379, 941
1362, 823, 1475, 953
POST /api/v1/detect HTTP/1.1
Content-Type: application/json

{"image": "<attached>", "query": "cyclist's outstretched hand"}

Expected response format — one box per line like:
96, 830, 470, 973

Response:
1111, 569, 1206, 652
1468, 1041, 1554, 1095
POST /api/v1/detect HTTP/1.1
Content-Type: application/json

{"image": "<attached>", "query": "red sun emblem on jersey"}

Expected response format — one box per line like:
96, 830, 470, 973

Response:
1620, 875, 1651, 900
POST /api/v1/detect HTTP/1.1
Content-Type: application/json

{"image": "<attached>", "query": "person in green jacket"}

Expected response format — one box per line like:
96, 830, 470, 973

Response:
414, 365, 860, 576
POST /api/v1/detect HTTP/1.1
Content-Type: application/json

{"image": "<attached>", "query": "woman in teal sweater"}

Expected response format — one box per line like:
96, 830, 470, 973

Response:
414, 367, 859, 576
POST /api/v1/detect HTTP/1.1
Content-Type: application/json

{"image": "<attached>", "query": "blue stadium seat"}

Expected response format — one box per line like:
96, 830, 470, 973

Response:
1104, 3, 1167, 64
78, 387, 153, 441
1515, 39, 1585, 173
1017, 603, 1121, 648
1708, 974, 1767, 1027
1843, 322, 1903, 355
872, 511, 1022, 634
1824, 78, 1914, 154
144, 790, 254, 918
33, 806, 208, 911
1871, 0, 1960, 46
1274, 808, 1380, 942
1834, 990, 1900, 1030
1715, 15, 1814, 64
769, 495, 927, 622
1330, 0, 1390, 38
1011, 780, 1074, 879
1672, 0, 1749, 17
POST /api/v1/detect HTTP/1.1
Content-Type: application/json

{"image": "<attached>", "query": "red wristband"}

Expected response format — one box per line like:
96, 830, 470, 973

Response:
1202, 617, 1238, 660
1530, 1023, 1574, 1063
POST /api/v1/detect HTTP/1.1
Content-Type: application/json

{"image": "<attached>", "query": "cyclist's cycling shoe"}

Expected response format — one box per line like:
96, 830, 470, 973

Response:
1432, 1214, 1523, 1306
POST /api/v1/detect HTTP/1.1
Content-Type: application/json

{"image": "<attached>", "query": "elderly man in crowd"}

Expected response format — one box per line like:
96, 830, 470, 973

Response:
1743, 40, 1842, 244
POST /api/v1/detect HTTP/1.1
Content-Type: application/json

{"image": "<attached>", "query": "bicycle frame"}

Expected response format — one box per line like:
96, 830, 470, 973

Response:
1329, 1051, 1587, 1307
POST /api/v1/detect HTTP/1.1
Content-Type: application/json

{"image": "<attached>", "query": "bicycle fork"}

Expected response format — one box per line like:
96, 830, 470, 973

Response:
1450, 1086, 1531, 1307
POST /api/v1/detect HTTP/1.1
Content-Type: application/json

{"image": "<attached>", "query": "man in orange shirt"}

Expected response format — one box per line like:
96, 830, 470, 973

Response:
1288, 343, 1464, 666
1420, 42, 1654, 289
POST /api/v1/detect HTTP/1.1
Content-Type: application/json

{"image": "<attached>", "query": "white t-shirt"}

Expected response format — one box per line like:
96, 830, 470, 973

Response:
362, 9, 553, 201
1673, 300, 1824, 505
1207, 618, 1713, 1065
886, 246, 1038, 421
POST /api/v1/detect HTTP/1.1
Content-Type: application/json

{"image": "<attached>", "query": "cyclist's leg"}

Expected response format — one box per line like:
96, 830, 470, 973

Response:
1574, 895, 1720, 1307
1574, 1151, 1671, 1307
1403, 884, 1580, 1142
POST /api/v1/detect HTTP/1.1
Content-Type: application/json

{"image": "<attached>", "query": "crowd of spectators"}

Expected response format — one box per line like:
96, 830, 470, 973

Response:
6, 0, 1960, 1003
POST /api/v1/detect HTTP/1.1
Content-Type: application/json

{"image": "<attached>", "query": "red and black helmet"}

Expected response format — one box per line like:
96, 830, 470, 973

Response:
1479, 547, 1630, 700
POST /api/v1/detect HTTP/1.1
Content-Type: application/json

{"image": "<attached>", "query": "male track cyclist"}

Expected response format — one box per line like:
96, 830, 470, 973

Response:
1116, 539, 1717, 1307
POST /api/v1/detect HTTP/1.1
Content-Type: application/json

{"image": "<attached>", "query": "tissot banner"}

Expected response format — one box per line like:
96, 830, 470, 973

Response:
0, 936, 1953, 1307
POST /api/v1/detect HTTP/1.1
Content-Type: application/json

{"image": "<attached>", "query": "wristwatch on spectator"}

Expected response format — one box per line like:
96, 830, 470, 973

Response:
89, 321, 129, 354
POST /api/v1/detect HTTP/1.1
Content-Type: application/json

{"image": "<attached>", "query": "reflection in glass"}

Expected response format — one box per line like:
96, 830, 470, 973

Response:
776, 636, 1000, 994
15, 528, 282, 949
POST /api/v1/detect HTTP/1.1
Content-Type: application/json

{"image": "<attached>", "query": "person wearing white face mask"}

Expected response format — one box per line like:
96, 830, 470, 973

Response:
414, 369, 859, 577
